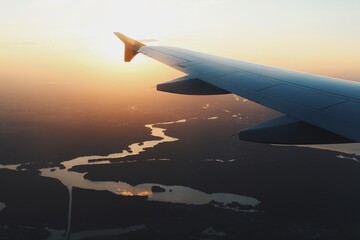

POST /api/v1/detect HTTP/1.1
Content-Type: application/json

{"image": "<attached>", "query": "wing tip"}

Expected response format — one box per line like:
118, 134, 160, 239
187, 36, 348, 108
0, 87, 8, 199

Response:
114, 32, 145, 62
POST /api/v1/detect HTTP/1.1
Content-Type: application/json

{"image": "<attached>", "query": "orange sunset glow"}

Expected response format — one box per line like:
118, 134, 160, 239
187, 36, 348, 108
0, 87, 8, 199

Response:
1, 1, 360, 239
1, 1, 359, 97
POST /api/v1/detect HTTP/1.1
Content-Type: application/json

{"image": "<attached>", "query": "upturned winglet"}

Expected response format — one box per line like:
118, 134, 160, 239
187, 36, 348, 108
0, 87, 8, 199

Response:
114, 32, 145, 62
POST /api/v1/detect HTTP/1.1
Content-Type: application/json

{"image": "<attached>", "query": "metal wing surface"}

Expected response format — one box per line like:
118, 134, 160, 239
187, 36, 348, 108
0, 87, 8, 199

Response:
115, 32, 360, 144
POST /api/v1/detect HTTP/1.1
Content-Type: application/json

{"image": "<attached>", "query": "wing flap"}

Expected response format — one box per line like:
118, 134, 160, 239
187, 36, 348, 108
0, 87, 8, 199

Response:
157, 76, 230, 95
239, 116, 354, 144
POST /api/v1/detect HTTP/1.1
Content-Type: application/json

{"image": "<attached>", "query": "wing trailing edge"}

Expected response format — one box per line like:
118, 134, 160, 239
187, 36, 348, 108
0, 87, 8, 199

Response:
239, 116, 355, 144
157, 76, 230, 95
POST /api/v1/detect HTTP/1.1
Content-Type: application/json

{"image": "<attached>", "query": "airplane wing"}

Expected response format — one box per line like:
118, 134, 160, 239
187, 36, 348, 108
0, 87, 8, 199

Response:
114, 32, 360, 144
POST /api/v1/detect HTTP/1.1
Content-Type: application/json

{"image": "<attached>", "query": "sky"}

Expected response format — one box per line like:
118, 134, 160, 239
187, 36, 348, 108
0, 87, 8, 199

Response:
0, 0, 359, 117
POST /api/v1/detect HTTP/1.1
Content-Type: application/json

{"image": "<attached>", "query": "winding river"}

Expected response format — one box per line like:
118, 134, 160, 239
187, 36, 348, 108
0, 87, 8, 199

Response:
0, 119, 260, 239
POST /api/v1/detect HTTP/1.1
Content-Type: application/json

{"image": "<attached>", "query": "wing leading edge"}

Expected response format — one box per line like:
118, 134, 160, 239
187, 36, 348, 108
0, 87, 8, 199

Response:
114, 32, 360, 144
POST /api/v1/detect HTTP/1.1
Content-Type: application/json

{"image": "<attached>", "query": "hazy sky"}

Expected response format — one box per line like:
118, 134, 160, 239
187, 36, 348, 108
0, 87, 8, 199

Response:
0, 0, 359, 109
0, 0, 359, 156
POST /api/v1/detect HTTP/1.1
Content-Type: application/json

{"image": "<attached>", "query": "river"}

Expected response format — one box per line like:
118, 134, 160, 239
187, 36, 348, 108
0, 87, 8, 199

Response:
0, 119, 260, 240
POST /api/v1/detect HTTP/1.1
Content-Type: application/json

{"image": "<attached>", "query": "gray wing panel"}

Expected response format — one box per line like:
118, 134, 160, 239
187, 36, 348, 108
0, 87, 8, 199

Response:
140, 47, 189, 66
258, 85, 347, 110
323, 102, 360, 123
139, 46, 360, 141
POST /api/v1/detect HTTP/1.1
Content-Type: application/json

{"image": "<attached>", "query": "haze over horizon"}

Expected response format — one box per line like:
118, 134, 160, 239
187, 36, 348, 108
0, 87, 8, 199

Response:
1, 0, 359, 91
1, 1, 360, 239
0, 0, 359, 156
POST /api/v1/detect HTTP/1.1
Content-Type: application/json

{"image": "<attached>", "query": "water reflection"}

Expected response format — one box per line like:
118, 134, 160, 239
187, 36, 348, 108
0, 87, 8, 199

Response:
0, 118, 259, 208
46, 225, 146, 240
0, 164, 19, 171
39, 119, 259, 208
0, 118, 260, 240
296, 143, 360, 156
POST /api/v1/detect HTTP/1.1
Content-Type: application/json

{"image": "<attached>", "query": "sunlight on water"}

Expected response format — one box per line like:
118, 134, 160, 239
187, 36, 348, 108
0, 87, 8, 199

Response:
0, 118, 259, 209
0, 117, 259, 240
39, 119, 258, 208
45, 225, 146, 240
0, 164, 18, 171
298, 143, 360, 156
